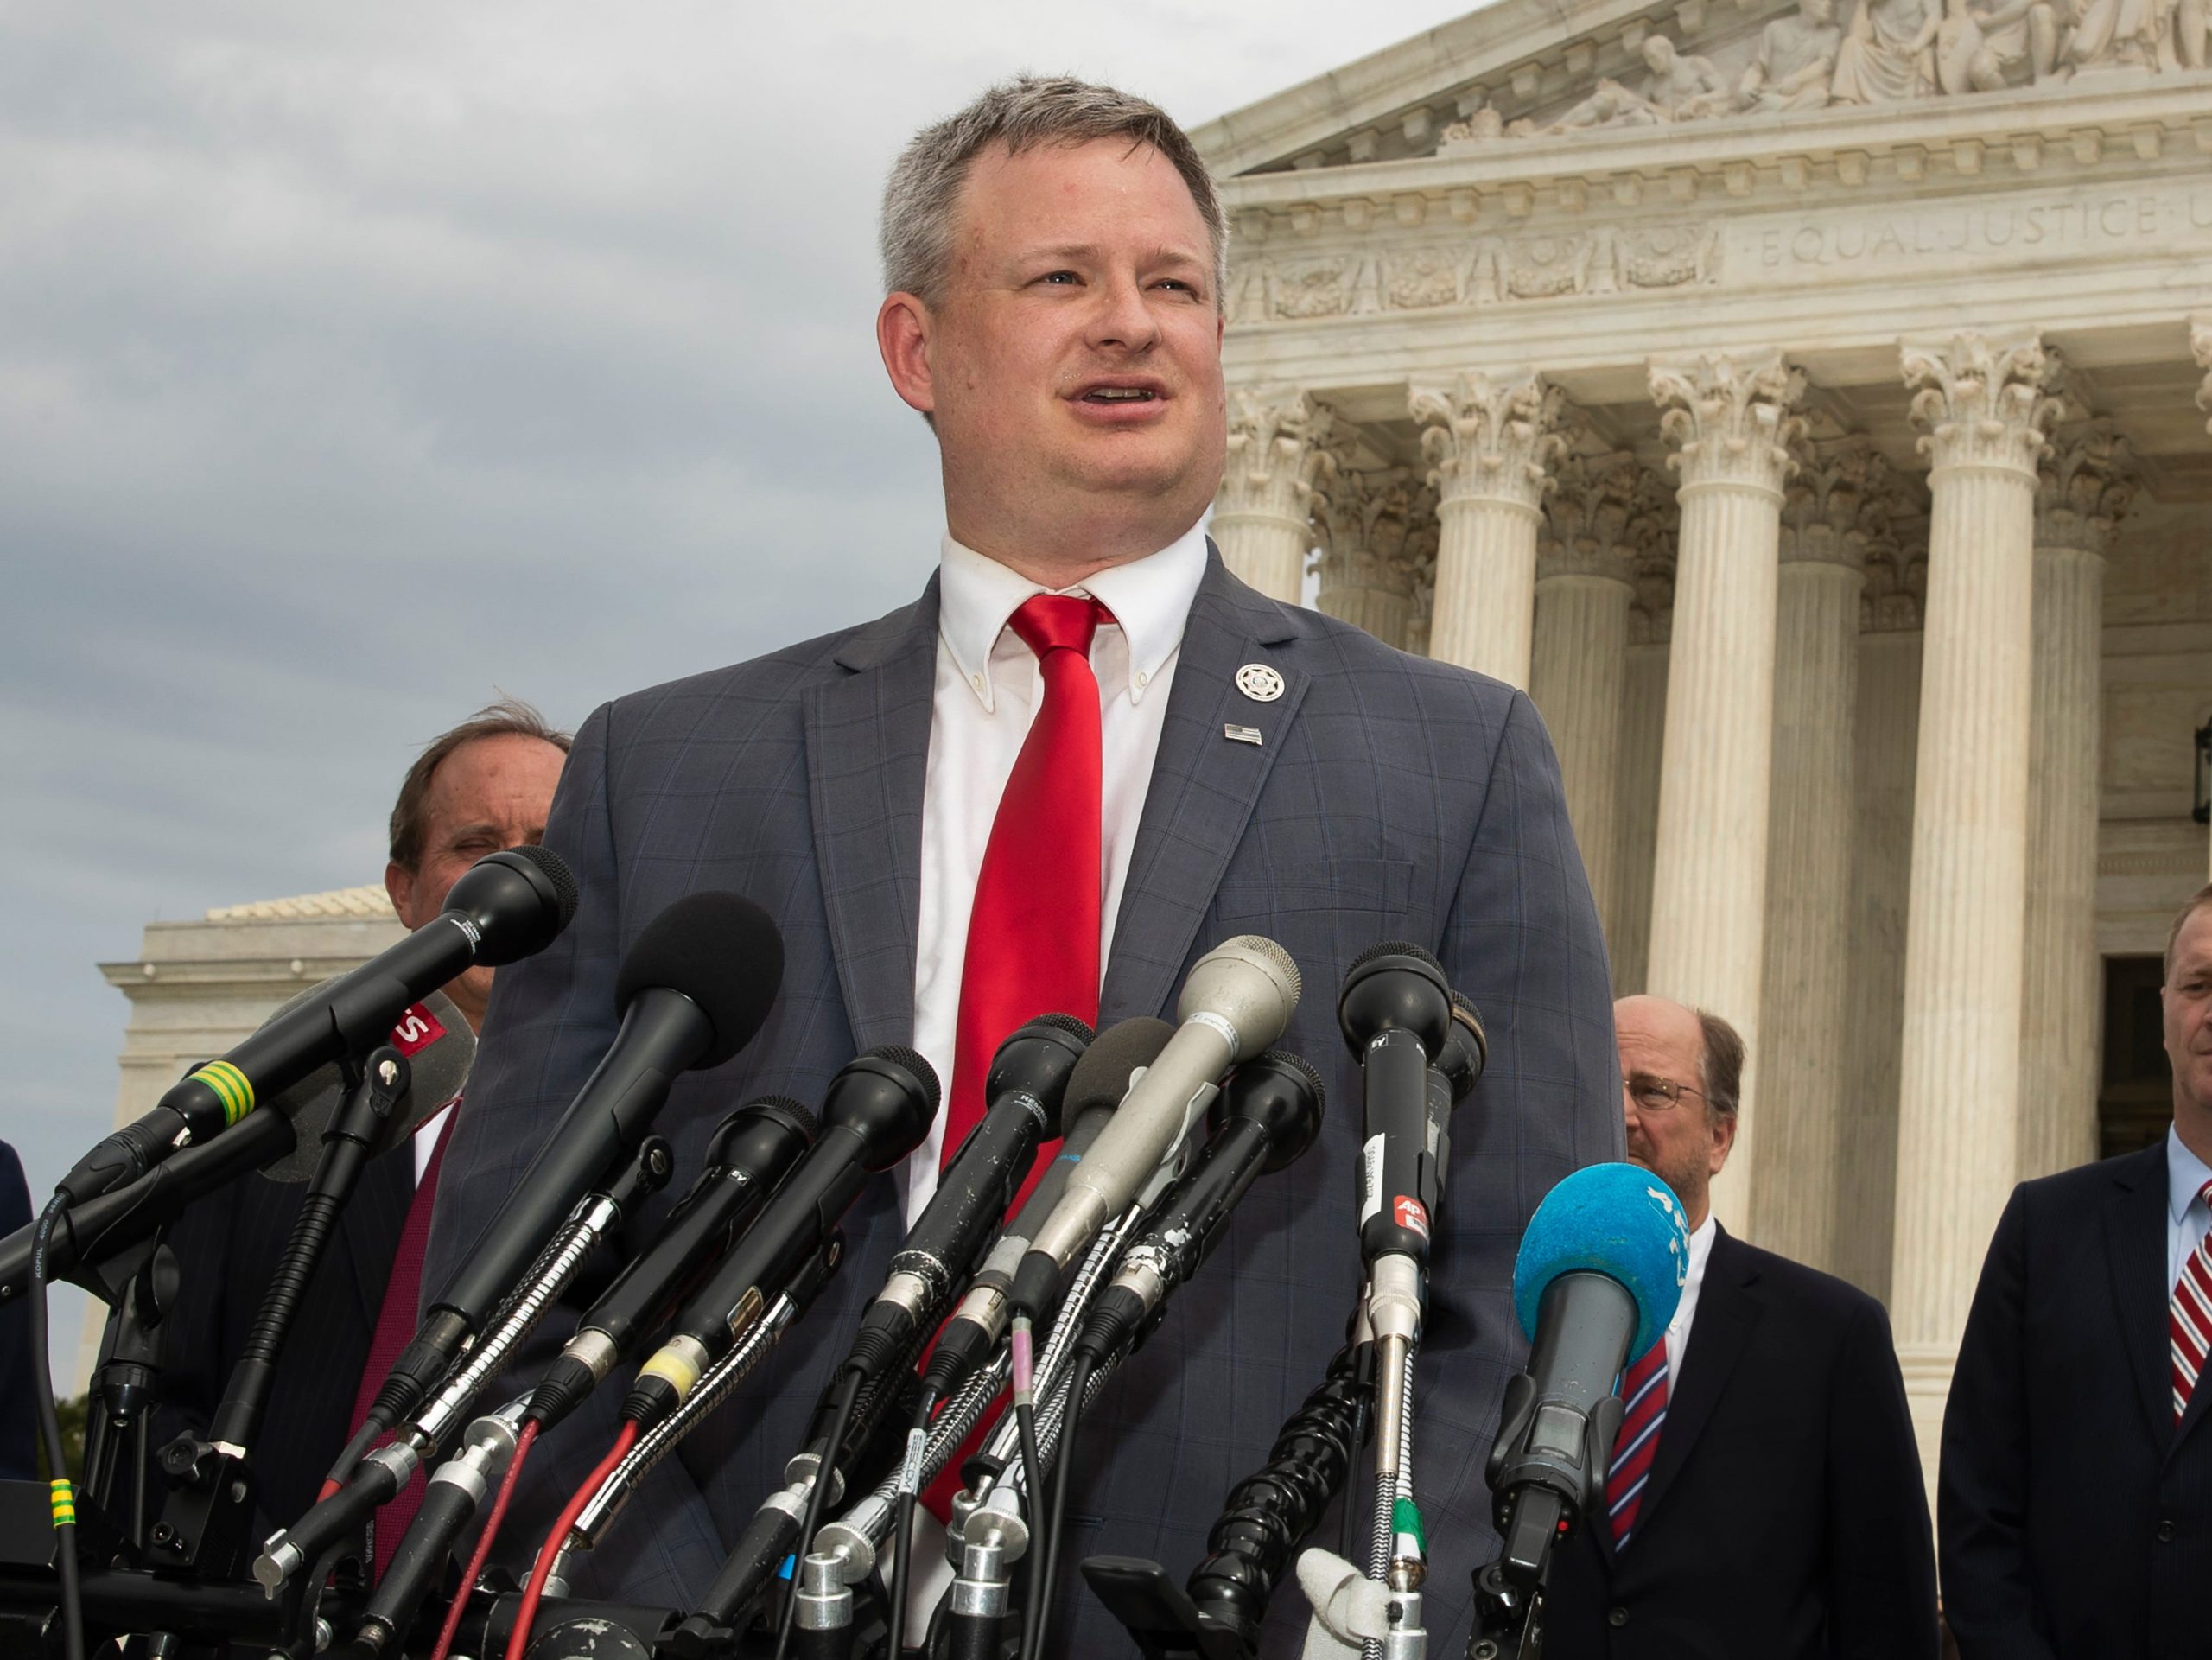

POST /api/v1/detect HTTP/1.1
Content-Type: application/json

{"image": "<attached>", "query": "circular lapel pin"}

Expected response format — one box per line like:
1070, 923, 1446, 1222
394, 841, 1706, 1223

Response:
1236, 663, 1285, 703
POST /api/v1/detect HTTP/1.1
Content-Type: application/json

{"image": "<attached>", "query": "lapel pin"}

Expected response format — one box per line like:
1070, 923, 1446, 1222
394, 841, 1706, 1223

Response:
1236, 663, 1285, 703
1224, 723, 1263, 747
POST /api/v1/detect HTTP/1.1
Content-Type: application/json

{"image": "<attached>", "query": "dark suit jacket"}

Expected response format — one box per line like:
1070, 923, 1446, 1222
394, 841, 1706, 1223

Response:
151, 1146, 413, 1532
1547, 1227, 1938, 1660
420, 550, 1624, 1655
1941, 1140, 2212, 1659
0, 1142, 35, 1480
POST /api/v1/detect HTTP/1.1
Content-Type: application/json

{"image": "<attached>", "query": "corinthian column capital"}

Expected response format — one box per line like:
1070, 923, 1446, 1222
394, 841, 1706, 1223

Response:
1902, 331, 2063, 481
1410, 371, 1568, 517
1540, 451, 1670, 587
1217, 385, 1338, 525
1780, 436, 1903, 573
2036, 418, 2139, 557
1649, 352, 1808, 499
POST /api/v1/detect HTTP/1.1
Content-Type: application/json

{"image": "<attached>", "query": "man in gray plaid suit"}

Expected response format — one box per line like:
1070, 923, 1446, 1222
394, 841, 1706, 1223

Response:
422, 75, 1622, 1656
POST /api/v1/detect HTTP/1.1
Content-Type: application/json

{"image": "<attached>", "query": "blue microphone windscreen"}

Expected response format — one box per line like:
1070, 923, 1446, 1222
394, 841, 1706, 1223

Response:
1513, 1162, 1692, 1358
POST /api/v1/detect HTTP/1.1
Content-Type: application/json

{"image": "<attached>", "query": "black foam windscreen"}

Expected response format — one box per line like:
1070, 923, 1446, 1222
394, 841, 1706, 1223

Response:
614, 891, 785, 1072
1063, 1015, 1178, 1116
256, 987, 477, 1180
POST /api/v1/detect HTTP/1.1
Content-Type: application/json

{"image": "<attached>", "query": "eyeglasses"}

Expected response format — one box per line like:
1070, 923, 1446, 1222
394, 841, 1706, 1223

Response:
1625, 1075, 1707, 1114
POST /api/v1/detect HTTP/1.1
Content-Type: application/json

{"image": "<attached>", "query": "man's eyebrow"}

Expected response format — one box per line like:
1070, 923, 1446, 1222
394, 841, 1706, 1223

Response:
1020, 242, 1207, 269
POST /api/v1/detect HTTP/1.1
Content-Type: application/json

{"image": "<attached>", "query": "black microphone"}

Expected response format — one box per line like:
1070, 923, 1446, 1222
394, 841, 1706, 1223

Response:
527, 1097, 819, 1433
916, 1014, 1173, 1409
56, 848, 573, 1205
358, 889, 784, 1443
621, 1046, 934, 1433
842, 1014, 1093, 1387
0, 992, 474, 1298
1073, 1050, 1325, 1369
1338, 942, 1454, 1269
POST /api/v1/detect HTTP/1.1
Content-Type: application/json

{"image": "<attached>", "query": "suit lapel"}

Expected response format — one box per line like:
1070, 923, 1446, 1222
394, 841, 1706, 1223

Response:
1630, 1226, 1759, 1541
2101, 1142, 2180, 1451
802, 582, 938, 1052
337, 1146, 415, 1326
1099, 550, 1310, 1025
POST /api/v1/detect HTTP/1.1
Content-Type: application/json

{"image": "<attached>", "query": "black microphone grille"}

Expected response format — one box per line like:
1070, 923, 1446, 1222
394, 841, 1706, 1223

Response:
505, 843, 579, 932
615, 892, 785, 1072
745, 1094, 819, 1141
1032, 1013, 1098, 1045
1065, 1015, 1177, 1115
1346, 939, 1444, 976
1256, 1046, 1327, 1111
866, 1045, 942, 1115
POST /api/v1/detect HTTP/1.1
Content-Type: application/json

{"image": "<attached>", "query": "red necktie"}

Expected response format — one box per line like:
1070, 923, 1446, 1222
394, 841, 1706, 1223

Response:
349, 1106, 458, 1579
2170, 1179, 2212, 1421
1607, 1341, 1669, 1549
919, 595, 1107, 1523
942, 595, 1109, 1196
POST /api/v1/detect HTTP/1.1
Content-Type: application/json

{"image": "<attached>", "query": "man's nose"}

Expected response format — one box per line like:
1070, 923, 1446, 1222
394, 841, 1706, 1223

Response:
1088, 272, 1160, 352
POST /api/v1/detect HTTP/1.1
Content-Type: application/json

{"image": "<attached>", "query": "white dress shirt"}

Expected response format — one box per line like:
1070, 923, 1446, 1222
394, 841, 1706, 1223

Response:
1664, 1212, 1720, 1383
2166, 1124, 2212, 1292
902, 525, 1210, 1218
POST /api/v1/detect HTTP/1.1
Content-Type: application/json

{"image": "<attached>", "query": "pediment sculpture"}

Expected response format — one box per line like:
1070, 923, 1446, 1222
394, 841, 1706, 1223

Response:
1433, 0, 2209, 145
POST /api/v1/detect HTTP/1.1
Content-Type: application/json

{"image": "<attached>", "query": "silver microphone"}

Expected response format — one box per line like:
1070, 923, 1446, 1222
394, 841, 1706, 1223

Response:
1009, 936, 1300, 1316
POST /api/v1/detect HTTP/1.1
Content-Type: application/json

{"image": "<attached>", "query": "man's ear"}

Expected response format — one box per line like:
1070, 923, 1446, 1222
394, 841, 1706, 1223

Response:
1707, 1110, 1739, 1177
385, 862, 417, 931
878, 291, 938, 417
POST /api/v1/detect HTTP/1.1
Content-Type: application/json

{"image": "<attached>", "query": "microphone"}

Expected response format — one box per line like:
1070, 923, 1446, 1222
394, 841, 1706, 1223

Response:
621, 1046, 935, 1433
918, 1015, 1173, 1409
56, 848, 572, 1205
841, 1014, 1092, 1387
0, 992, 474, 1297
356, 889, 784, 1443
1074, 1051, 1325, 1368
1485, 1162, 1690, 1584
1008, 937, 1300, 1319
526, 1097, 819, 1433
1338, 942, 1454, 1270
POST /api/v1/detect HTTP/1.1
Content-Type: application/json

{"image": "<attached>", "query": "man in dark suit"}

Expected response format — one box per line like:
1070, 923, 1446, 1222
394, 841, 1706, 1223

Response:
1942, 881, 2212, 1658
420, 76, 1622, 1655
1546, 995, 1938, 1658
153, 700, 567, 1536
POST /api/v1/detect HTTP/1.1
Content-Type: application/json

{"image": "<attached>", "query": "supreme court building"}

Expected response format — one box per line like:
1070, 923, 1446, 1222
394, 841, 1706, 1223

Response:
1192, 0, 2212, 1479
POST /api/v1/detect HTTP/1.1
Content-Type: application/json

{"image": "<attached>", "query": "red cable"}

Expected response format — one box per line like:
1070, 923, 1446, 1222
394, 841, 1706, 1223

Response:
429, 1418, 540, 1660
505, 1421, 639, 1660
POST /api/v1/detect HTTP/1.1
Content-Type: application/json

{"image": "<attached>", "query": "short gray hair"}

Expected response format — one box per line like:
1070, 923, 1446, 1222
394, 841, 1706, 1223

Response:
880, 75, 1226, 308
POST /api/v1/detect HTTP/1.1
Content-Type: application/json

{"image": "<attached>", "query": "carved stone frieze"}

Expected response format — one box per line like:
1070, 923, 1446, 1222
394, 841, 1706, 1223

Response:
2034, 417, 2139, 556
1651, 352, 1810, 494
1226, 222, 1722, 326
1217, 387, 1338, 526
1410, 372, 1570, 514
1902, 331, 2064, 478
1540, 451, 1675, 584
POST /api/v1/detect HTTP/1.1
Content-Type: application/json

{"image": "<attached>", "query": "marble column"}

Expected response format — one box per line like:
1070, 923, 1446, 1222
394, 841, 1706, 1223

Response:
1313, 461, 1433, 651
1890, 331, 2063, 1492
2196, 320, 2212, 883
1531, 455, 1669, 939
1213, 386, 1336, 604
2019, 421, 2136, 1180
1750, 439, 1891, 1270
1410, 372, 1567, 688
1645, 352, 1807, 1235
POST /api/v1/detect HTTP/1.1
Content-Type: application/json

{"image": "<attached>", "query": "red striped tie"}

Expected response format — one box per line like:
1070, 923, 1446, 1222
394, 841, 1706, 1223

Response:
1607, 1341, 1669, 1549
2169, 1179, 2212, 1421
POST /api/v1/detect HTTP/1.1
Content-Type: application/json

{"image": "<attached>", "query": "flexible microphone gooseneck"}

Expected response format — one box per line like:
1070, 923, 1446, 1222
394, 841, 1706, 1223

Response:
58, 847, 573, 1207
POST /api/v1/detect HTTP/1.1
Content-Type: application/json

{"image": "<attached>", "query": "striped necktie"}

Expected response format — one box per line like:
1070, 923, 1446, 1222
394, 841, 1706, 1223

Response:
2169, 1179, 2212, 1422
1607, 1341, 1669, 1549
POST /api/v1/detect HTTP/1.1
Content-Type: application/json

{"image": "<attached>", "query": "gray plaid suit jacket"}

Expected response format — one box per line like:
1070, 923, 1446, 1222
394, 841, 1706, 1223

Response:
420, 548, 1623, 1655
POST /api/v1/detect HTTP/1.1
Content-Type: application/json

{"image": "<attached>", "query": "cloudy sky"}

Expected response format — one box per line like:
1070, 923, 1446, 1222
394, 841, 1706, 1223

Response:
1, 3, 1484, 1370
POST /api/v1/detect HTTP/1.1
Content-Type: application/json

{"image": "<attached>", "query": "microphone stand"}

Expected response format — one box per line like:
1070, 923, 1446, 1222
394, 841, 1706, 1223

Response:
152, 1050, 412, 1585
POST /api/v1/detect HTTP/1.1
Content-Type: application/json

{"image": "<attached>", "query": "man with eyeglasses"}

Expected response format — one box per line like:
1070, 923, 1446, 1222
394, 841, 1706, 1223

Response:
1543, 994, 1939, 1658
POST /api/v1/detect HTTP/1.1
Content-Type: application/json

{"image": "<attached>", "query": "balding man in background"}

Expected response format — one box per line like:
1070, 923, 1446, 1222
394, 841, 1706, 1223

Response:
1546, 995, 1937, 1658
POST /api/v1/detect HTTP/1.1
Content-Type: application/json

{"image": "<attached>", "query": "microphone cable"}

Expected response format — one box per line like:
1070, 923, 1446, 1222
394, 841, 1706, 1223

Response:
28, 1193, 85, 1660
1026, 1341, 1096, 1660
427, 1416, 540, 1660
507, 1420, 640, 1660
770, 1365, 865, 1660
1011, 1314, 1053, 1660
